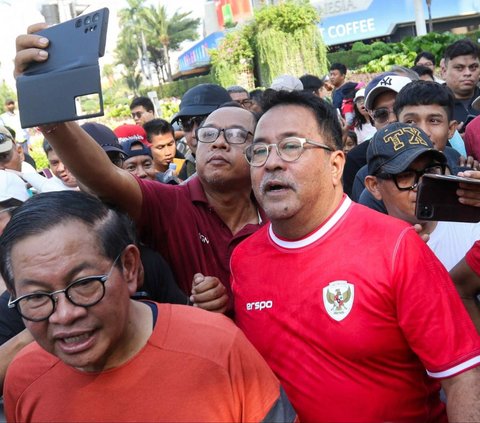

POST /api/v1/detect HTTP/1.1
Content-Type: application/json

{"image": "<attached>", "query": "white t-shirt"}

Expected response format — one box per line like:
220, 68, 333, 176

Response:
354, 123, 376, 144
427, 221, 480, 271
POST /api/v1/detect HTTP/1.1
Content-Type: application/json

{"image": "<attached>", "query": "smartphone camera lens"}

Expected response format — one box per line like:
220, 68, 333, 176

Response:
84, 15, 91, 25
419, 206, 434, 219
93, 13, 99, 23
75, 19, 82, 28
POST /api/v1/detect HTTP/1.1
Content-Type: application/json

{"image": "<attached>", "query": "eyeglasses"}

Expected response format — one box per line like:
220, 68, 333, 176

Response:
131, 111, 145, 120
196, 126, 253, 144
179, 116, 205, 132
8, 253, 122, 322
372, 108, 396, 124
236, 99, 253, 108
376, 164, 446, 191
245, 137, 333, 167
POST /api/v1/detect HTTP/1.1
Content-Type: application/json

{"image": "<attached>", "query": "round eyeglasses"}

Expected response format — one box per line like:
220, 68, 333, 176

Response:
196, 126, 253, 145
244, 137, 333, 167
8, 253, 122, 322
376, 164, 446, 191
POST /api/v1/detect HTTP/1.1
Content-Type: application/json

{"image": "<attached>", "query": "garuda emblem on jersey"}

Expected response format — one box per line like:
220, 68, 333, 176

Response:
323, 281, 354, 321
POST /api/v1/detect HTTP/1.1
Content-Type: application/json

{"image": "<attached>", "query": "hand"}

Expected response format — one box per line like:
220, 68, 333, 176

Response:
413, 224, 430, 243
190, 273, 229, 314
456, 170, 480, 207
458, 155, 480, 171
14, 23, 49, 78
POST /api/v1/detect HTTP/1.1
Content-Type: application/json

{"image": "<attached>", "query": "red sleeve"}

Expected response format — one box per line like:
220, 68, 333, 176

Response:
464, 116, 480, 161
393, 229, 480, 378
465, 241, 480, 277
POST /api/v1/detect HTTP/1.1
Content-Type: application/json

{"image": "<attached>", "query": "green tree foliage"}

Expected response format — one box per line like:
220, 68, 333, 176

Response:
210, 26, 255, 87
0, 81, 16, 109
210, 1, 328, 88
139, 5, 200, 82
116, 1, 200, 86
328, 32, 471, 73
254, 1, 327, 85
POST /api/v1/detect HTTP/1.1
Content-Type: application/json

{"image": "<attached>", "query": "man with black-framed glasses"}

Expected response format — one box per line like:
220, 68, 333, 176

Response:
1, 191, 296, 422
231, 90, 480, 422
172, 84, 232, 179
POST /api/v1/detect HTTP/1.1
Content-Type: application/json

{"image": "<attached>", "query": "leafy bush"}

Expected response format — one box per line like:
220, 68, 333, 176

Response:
327, 50, 362, 70
29, 136, 49, 171
254, 0, 319, 33
154, 75, 215, 99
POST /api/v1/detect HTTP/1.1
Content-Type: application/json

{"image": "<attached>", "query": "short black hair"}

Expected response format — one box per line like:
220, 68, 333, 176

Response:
143, 118, 174, 141
42, 138, 53, 155
411, 65, 434, 80
0, 191, 137, 292
329, 63, 347, 75
444, 39, 480, 62
414, 51, 435, 66
300, 74, 324, 92
249, 89, 264, 103
394, 80, 455, 121
261, 90, 343, 150
129, 96, 154, 112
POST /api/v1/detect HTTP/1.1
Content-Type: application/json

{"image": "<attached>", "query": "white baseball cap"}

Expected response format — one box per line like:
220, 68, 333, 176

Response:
0, 170, 29, 203
354, 88, 366, 102
270, 75, 304, 92
364, 74, 412, 110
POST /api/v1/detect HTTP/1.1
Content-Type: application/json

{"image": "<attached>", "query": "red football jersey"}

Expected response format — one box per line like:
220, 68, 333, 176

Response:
232, 197, 480, 423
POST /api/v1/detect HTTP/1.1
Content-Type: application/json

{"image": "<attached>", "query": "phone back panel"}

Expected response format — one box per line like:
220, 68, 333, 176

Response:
415, 175, 480, 223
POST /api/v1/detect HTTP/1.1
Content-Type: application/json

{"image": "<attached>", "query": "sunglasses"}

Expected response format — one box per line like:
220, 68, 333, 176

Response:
179, 116, 205, 132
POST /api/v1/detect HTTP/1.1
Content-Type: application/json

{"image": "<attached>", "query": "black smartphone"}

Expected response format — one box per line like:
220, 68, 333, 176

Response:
16, 8, 109, 128
415, 174, 480, 223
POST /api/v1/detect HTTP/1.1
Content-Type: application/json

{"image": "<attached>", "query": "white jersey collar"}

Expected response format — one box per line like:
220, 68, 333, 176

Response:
268, 196, 352, 249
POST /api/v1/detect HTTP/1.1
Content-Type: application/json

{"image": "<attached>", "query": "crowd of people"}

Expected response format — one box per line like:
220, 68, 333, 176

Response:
0, 20, 479, 423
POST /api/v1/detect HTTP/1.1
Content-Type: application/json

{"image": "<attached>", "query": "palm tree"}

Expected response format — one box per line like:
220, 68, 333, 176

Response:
140, 5, 200, 82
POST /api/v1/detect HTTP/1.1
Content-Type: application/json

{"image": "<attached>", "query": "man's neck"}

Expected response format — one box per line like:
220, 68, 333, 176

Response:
204, 183, 258, 235
272, 189, 344, 240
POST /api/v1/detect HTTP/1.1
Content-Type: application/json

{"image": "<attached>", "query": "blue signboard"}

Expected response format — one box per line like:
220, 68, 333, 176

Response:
315, 0, 480, 46
178, 31, 225, 72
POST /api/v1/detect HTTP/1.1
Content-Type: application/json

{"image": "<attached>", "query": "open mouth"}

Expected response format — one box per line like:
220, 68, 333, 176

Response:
263, 180, 291, 194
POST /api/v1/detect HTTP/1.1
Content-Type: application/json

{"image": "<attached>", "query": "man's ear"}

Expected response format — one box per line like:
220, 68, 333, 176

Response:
365, 175, 383, 201
330, 149, 345, 187
448, 120, 458, 140
16, 144, 24, 161
119, 244, 142, 296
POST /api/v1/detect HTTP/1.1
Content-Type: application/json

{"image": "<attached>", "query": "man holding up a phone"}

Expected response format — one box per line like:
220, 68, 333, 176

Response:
365, 122, 480, 271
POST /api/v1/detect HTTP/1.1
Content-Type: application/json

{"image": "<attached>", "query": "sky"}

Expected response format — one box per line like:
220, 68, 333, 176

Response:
0, 0, 205, 88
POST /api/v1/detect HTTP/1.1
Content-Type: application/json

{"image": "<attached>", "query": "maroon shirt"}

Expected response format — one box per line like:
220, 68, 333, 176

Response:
137, 176, 266, 296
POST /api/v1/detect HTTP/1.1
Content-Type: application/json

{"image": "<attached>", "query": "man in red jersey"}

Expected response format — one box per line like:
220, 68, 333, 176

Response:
231, 89, 480, 422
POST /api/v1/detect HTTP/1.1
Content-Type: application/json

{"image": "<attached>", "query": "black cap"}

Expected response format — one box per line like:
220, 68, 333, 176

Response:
367, 122, 447, 175
171, 84, 231, 123
81, 123, 126, 157
121, 139, 152, 158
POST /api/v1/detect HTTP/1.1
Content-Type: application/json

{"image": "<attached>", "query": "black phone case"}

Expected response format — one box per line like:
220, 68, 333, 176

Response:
16, 8, 109, 128
415, 174, 480, 223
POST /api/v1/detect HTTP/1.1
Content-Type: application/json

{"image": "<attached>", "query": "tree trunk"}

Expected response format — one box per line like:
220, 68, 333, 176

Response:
163, 44, 173, 81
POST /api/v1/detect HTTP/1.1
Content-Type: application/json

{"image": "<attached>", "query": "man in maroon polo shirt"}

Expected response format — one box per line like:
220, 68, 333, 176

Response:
14, 30, 260, 305
32, 102, 259, 303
